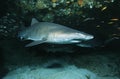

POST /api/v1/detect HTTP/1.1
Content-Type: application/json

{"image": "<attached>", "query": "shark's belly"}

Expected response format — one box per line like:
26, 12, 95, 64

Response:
47, 33, 80, 44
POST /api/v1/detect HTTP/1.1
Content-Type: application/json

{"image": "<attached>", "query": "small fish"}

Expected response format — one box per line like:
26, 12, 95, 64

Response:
83, 17, 95, 22
108, 22, 114, 24
110, 18, 119, 21
101, 6, 107, 11
18, 18, 94, 47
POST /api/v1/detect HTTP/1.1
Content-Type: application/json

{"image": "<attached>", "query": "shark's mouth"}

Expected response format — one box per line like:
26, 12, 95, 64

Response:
69, 39, 83, 43
71, 38, 88, 42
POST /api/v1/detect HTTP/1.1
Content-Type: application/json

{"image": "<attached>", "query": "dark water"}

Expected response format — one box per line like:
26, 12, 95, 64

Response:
0, 0, 120, 79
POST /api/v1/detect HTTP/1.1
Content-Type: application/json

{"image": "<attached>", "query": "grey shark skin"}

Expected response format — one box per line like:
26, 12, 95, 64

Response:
18, 18, 94, 47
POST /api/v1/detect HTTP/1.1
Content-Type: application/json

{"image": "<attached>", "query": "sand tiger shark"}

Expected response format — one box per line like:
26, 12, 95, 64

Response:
18, 18, 94, 47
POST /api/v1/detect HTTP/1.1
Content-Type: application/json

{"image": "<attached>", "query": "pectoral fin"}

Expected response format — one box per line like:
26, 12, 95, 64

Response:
25, 40, 45, 47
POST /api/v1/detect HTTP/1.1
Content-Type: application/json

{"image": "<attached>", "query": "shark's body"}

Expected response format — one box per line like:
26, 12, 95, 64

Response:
18, 18, 94, 47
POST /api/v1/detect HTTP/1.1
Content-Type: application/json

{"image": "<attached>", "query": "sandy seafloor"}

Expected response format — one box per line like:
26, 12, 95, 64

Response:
0, 39, 120, 79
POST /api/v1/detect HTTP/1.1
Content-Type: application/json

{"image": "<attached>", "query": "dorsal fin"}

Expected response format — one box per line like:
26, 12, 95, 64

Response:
31, 18, 39, 25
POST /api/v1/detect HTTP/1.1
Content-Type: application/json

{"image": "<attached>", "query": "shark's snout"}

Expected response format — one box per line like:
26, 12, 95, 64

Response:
85, 35, 94, 40
76, 33, 94, 41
